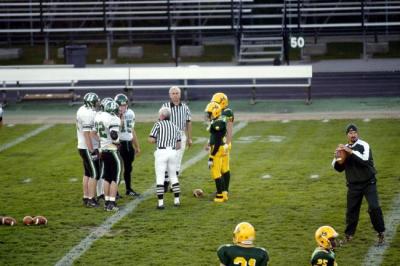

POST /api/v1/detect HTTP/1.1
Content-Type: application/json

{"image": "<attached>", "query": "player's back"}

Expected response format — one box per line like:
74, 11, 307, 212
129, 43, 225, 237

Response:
310, 247, 336, 266
76, 105, 96, 149
95, 111, 120, 149
217, 244, 269, 266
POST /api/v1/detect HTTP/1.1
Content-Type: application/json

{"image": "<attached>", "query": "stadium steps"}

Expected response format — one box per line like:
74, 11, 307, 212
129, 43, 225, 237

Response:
238, 33, 283, 65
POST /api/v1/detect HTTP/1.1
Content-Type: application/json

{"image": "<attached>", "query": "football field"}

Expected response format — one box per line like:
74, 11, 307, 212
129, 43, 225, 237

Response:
0, 119, 399, 265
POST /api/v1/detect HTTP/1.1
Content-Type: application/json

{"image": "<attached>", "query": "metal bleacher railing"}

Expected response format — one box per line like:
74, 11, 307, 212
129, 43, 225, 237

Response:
1, 1, 399, 64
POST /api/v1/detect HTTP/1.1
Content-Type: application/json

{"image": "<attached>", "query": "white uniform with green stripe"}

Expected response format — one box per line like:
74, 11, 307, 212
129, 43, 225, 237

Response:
76, 105, 96, 149
94, 111, 121, 150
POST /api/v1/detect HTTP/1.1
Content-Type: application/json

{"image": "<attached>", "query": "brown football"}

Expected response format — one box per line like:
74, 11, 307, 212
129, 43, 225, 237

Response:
32, 216, 48, 225
193, 188, 204, 198
23, 216, 34, 225
335, 149, 348, 164
2, 216, 17, 226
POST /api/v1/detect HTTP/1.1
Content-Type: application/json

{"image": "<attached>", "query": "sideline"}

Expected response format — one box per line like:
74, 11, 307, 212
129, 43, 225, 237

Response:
363, 192, 400, 266
55, 121, 248, 266
0, 124, 54, 152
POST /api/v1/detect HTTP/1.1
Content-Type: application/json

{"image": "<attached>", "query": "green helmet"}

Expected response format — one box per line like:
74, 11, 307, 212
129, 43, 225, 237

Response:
104, 100, 119, 115
114, 93, 129, 106
83, 92, 99, 108
100, 97, 113, 111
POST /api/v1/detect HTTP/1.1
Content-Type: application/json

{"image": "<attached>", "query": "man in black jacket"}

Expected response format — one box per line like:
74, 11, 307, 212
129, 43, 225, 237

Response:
332, 124, 385, 245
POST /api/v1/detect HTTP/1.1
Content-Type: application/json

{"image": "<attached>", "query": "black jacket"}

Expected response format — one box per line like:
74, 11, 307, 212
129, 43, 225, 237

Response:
333, 139, 377, 185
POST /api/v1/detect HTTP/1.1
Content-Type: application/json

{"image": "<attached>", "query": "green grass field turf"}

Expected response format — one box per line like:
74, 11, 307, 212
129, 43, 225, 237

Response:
0, 119, 399, 265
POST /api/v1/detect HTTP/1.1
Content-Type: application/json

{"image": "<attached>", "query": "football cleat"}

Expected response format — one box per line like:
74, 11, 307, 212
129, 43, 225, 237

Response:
157, 205, 165, 210
106, 202, 119, 212
377, 232, 385, 246
126, 190, 141, 197
222, 191, 229, 201
86, 198, 99, 208
214, 194, 225, 203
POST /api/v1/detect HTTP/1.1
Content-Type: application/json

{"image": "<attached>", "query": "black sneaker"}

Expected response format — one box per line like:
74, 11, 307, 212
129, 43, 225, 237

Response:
83, 198, 89, 206
104, 200, 110, 211
106, 202, 119, 212
377, 232, 385, 246
343, 234, 353, 244
86, 198, 99, 208
126, 190, 141, 197
174, 202, 181, 207
96, 194, 104, 202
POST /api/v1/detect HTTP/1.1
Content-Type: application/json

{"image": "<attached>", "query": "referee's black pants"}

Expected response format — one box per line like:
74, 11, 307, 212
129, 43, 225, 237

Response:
345, 181, 385, 236
119, 140, 135, 192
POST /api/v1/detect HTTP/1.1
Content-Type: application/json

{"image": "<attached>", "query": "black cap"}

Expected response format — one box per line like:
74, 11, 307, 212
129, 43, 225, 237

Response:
346, 123, 358, 134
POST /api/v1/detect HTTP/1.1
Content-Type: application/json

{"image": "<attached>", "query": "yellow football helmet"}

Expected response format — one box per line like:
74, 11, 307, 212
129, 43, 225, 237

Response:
211, 92, 228, 109
205, 102, 222, 120
315, 225, 339, 250
233, 222, 255, 245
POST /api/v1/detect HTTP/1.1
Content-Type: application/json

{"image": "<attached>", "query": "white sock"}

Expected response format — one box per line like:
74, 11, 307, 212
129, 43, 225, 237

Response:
109, 197, 116, 202
158, 199, 164, 206
174, 197, 180, 204
105, 196, 110, 201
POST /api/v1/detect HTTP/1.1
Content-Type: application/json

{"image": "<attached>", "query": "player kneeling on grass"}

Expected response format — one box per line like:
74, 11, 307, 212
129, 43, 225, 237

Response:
311, 225, 339, 266
217, 222, 269, 266
94, 100, 122, 212
205, 102, 229, 202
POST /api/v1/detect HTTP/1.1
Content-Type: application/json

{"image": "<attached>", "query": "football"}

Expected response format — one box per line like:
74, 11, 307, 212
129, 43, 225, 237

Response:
2, 216, 17, 226
335, 149, 348, 164
23, 216, 34, 225
32, 216, 48, 225
193, 188, 204, 198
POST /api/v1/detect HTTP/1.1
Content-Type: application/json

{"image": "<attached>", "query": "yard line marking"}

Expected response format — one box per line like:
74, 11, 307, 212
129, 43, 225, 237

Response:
55, 121, 248, 266
0, 124, 54, 153
363, 192, 400, 266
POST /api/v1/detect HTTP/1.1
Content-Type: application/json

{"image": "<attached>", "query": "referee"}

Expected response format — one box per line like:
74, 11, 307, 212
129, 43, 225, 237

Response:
161, 86, 192, 192
148, 107, 182, 209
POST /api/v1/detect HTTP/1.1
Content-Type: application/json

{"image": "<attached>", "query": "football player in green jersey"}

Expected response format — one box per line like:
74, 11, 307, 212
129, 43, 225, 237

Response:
205, 101, 228, 203
311, 225, 339, 266
217, 222, 269, 266
211, 92, 233, 201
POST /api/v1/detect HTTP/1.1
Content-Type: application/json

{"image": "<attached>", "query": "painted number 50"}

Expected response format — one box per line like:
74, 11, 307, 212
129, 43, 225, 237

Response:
290, 37, 305, 48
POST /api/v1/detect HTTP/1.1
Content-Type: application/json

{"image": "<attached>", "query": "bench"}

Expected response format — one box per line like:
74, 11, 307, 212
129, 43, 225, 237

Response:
0, 65, 313, 104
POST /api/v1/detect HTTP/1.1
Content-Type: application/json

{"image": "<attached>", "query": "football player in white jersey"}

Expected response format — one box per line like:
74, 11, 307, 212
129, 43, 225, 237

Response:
76, 92, 100, 208
114, 93, 141, 197
94, 100, 122, 211
94, 97, 113, 202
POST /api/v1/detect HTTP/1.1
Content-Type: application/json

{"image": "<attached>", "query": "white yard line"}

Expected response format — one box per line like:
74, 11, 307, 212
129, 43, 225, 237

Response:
55, 121, 248, 266
0, 124, 54, 153
362, 192, 400, 266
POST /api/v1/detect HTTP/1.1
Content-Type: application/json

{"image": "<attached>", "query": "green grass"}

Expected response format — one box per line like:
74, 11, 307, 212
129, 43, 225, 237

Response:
0, 120, 399, 265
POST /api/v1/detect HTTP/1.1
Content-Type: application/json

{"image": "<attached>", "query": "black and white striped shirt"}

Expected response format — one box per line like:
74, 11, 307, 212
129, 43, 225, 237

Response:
149, 119, 181, 148
162, 102, 191, 131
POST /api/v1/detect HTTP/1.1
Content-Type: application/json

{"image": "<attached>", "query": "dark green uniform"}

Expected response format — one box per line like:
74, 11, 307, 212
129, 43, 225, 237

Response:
310, 247, 336, 266
209, 118, 227, 156
222, 107, 234, 123
217, 244, 269, 266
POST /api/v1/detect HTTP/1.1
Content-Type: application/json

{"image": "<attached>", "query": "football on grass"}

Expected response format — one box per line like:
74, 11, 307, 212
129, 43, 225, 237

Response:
193, 188, 204, 198
2, 216, 17, 226
32, 216, 48, 225
335, 149, 348, 164
23, 216, 34, 225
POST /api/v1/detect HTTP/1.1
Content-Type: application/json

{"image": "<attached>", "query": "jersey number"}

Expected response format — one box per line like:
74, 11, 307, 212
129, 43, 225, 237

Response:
95, 122, 107, 138
316, 259, 328, 266
234, 257, 256, 266
121, 120, 132, 133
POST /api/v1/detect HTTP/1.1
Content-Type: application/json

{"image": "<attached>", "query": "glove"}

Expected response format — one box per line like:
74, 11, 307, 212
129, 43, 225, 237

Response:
90, 149, 99, 161
208, 158, 213, 169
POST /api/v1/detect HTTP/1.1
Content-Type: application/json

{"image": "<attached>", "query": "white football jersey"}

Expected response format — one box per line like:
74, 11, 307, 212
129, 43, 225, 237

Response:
76, 105, 96, 149
120, 108, 136, 141
94, 111, 121, 150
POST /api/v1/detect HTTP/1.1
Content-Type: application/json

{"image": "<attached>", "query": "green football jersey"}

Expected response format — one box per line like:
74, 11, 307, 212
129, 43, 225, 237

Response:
217, 244, 269, 266
222, 107, 234, 123
209, 118, 227, 147
310, 247, 337, 266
